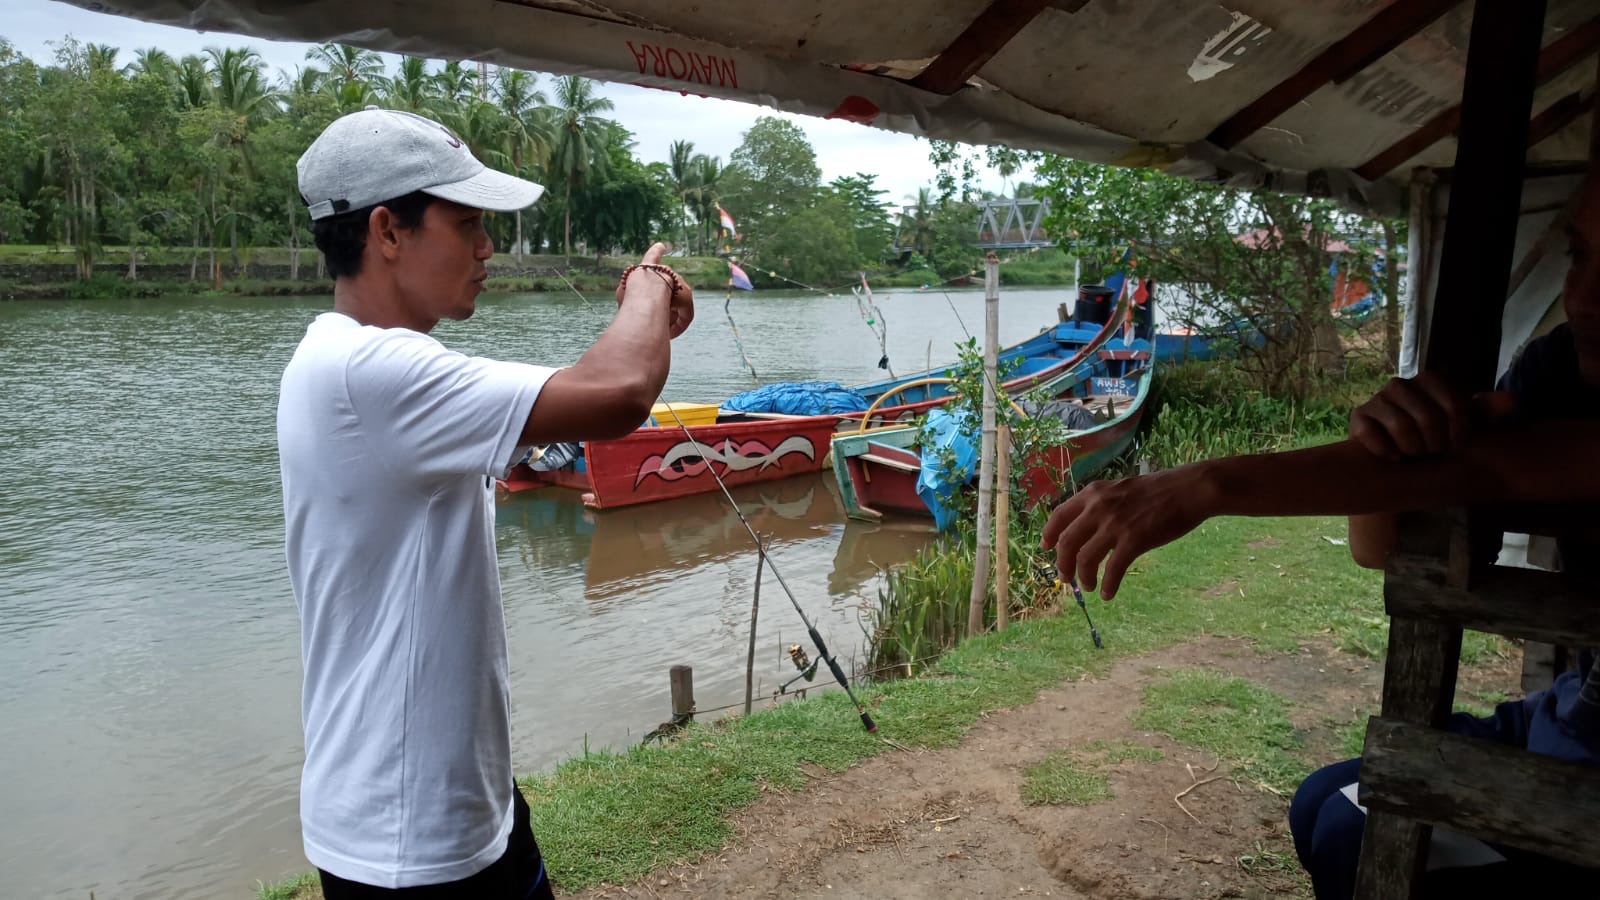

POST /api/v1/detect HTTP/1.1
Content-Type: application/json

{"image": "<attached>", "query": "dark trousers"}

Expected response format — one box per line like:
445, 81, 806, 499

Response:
319, 786, 554, 900
1289, 757, 1597, 899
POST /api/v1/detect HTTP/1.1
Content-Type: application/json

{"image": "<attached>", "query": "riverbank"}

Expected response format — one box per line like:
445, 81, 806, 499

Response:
0, 246, 1078, 300
255, 512, 1517, 898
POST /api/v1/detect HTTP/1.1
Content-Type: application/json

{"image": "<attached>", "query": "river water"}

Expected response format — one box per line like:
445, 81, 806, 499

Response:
0, 284, 1074, 899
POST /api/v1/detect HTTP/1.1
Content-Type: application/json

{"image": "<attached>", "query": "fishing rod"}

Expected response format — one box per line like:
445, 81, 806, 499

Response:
551, 264, 878, 733
655, 403, 877, 732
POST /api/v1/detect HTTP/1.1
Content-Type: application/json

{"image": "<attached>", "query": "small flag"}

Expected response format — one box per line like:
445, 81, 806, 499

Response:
728, 261, 754, 291
718, 205, 738, 237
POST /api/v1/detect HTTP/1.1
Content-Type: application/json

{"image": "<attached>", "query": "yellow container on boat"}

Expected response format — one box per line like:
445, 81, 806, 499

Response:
650, 402, 720, 427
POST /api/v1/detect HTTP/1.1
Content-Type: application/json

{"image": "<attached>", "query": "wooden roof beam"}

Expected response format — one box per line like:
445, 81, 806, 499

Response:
1358, 15, 1600, 180
911, 0, 1055, 95
1525, 90, 1594, 149
1208, 0, 1465, 150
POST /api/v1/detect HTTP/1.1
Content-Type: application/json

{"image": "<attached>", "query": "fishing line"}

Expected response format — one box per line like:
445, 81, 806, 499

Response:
656, 402, 878, 732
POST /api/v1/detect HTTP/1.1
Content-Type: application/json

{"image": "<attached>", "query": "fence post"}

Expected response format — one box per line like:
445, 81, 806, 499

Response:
670, 664, 695, 722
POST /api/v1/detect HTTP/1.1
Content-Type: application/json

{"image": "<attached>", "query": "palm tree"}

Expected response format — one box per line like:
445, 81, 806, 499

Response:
667, 139, 696, 249
305, 43, 384, 90
685, 153, 725, 255
126, 47, 173, 79
384, 56, 437, 114
85, 43, 120, 73
900, 188, 936, 261
174, 54, 211, 109
305, 43, 382, 112
432, 60, 479, 108
205, 46, 280, 271
438, 99, 512, 171
491, 67, 550, 258
126, 48, 181, 109
548, 75, 615, 264
282, 65, 325, 102
207, 47, 277, 126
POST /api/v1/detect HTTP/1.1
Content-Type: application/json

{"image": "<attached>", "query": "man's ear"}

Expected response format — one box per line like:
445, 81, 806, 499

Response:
369, 206, 402, 261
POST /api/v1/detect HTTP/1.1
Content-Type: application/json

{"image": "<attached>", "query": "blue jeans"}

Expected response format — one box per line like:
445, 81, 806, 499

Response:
1289, 758, 1364, 900
1289, 757, 1596, 897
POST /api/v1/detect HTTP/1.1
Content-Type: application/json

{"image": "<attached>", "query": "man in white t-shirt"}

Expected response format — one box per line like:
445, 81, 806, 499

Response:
278, 107, 693, 899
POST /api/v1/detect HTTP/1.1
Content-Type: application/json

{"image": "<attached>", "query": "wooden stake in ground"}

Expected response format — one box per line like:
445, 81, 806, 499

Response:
744, 553, 763, 715
995, 423, 1011, 632
967, 252, 1001, 637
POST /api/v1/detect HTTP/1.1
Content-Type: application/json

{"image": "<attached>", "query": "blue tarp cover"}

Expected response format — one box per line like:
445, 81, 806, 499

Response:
915, 408, 979, 532
721, 381, 871, 416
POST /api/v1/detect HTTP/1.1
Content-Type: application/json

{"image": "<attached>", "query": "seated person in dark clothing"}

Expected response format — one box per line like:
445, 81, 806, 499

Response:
1292, 311, 1600, 898
1040, 171, 1600, 897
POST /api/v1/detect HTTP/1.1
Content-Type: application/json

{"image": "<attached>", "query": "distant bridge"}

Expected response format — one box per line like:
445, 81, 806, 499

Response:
891, 197, 1055, 254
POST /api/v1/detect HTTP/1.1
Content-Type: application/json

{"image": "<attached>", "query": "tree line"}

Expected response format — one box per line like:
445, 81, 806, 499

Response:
0, 36, 987, 288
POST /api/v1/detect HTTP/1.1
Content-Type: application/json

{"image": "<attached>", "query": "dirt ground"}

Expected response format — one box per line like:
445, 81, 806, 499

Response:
573, 636, 1520, 900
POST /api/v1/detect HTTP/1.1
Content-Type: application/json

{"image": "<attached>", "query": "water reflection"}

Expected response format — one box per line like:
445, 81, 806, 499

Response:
498, 474, 935, 607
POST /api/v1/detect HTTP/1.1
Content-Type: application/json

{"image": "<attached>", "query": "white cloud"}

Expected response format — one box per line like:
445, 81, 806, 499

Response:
9, 0, 1029, 209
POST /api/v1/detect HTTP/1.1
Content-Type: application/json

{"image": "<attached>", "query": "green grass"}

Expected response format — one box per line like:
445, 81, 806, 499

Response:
1018, 739, 1164, 807
1021, 753, 1114, 806
1334, 709, 1376, 759
1237, 841, 1303, 878
1133, 668, 1305, 794
259, 513, 1393, 897
256, 872, 317, 900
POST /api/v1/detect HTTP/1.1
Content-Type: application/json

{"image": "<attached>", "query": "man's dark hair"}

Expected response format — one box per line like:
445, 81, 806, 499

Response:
311, 191, 437, 278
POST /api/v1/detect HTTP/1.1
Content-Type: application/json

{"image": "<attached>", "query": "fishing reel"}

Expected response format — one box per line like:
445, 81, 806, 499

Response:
775, 643, 822, 697
788, 644, 818, 681
1031, 558, 1105, 650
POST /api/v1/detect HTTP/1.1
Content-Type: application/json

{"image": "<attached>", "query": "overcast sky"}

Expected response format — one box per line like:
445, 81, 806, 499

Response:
8, 0, 1023, 211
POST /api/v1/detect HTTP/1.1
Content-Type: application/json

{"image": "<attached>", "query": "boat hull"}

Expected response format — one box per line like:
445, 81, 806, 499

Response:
506, 415, 843, 509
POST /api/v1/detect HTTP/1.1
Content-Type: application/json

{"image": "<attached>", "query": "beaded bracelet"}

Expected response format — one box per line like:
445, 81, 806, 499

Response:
618, 263, 685, 298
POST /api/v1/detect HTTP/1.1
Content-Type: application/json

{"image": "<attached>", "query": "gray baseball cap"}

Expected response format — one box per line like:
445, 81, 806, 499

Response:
297, 106, 544, 220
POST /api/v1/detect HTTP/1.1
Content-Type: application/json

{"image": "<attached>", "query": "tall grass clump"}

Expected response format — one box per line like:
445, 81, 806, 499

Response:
1141, 358, 1388, 469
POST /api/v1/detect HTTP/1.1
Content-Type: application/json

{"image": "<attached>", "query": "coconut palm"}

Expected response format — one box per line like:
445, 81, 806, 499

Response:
685, 153, 726, 255
899, 188, 936, 261
384, 56, 437, 114
84, 43, 119, 73
126, 47, 173, 79
305, 43, 384, 90
305, 43, 382, 112
205, 46, 280, 267
174, 54, 211, 109
548, 75, 614, 263
491, 67, 551, 258
433, 60, 479, 108
667, 139, 696, 249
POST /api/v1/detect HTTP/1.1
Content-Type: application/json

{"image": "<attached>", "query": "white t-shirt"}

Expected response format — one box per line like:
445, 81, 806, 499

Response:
277, 312, 555, 887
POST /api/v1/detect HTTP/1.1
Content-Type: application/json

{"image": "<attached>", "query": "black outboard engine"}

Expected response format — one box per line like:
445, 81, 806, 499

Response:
1072, 283, 1115, 327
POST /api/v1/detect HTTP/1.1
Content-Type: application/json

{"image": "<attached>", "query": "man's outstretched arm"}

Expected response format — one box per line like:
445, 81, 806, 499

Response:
1041, 418, 1600, 599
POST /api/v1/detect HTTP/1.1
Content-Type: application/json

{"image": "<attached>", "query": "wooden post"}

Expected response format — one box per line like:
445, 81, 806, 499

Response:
967, 252, 1002, 637
995, 424, 1011, 631
1355, 2, 1547, 896
1422, 0, 1547, 388
743, 555, 763, 715
670, 664, 695, 722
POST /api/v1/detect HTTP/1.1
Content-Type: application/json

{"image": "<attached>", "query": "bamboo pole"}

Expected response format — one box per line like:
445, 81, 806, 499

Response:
967, 252, 1001, 637
995, 423, 1011, 632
